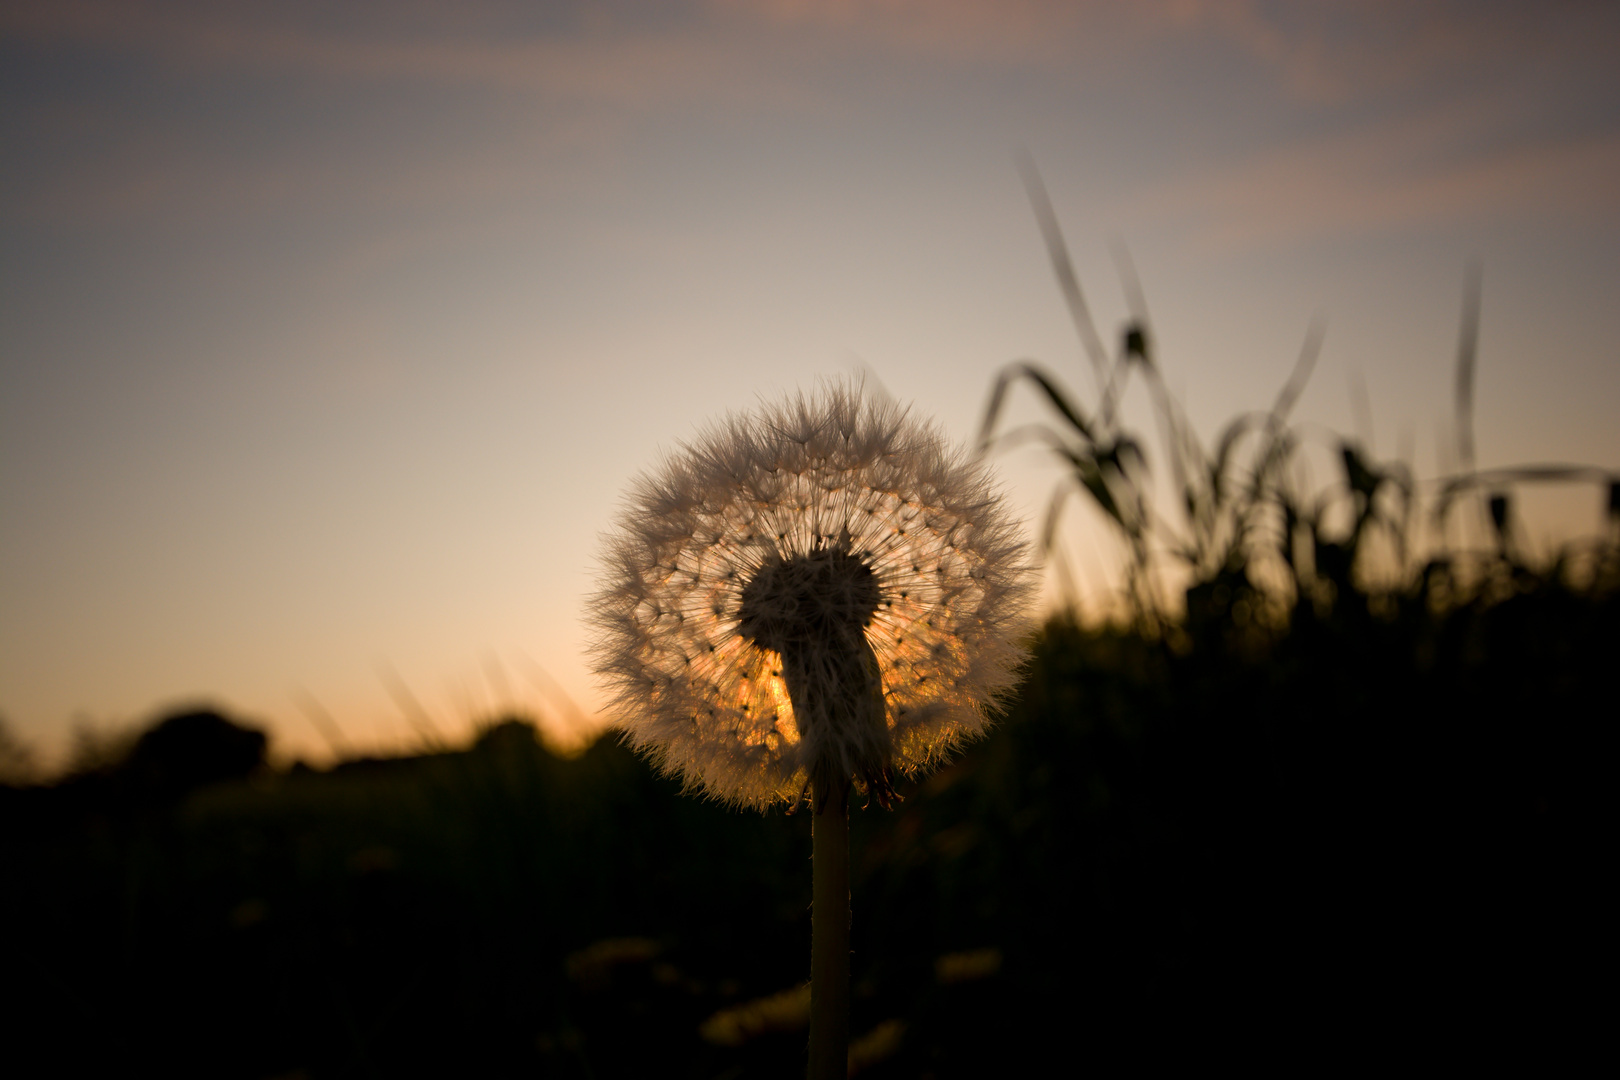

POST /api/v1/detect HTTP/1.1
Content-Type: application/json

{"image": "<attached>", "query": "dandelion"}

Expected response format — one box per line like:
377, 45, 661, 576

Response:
591, 379, 1033, 807
589, 379, 1033, 1078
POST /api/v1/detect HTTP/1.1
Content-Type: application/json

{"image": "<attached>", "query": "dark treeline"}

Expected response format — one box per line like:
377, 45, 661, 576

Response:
3, 546, 1611, 1077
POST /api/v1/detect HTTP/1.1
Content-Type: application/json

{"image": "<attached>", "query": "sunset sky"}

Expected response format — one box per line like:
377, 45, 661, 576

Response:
4, 1, 1617, 767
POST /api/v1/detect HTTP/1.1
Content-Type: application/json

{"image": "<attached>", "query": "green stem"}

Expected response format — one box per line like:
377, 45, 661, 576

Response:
809, 776, 850, 1080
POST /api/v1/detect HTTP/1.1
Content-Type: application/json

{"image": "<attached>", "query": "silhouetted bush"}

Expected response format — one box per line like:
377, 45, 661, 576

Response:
119, 708, 268, 804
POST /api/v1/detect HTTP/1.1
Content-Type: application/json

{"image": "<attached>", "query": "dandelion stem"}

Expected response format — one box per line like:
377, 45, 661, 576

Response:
809, 775, 850, 1080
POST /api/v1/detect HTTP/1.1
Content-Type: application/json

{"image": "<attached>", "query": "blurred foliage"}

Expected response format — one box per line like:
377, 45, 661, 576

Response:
0, 716, 40, 787
3, 535, 1612, 1074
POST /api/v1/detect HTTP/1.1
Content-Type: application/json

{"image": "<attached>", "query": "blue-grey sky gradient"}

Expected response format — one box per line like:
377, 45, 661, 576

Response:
4, 1, 1617, 764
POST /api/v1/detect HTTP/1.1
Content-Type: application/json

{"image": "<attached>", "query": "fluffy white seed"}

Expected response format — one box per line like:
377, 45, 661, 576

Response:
588, 380, 1034, 810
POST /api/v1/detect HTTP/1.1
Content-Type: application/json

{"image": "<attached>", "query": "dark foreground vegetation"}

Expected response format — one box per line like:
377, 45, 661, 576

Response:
4, 538, 1613, 1076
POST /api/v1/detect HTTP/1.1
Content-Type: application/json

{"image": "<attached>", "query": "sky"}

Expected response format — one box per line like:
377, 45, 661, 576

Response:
3, 0, 1618, 768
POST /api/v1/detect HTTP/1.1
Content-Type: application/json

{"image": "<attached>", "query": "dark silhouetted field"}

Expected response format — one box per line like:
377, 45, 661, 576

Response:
4, 541, 1611, 1075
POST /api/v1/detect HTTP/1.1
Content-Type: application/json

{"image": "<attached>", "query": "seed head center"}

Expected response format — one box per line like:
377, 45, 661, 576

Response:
736, 548, 881, 655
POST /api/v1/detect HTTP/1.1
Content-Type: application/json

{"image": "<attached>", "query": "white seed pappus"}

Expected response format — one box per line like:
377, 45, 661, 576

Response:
589, 381, 1034, 809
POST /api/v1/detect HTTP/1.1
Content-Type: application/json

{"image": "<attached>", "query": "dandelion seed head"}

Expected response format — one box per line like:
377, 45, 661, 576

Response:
589, 380, 1034, 809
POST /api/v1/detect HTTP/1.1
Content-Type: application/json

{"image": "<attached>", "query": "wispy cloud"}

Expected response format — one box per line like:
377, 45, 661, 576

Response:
1125, 93, 1620, 254
1129, 0, 1619, 106
9, 0, 1614, 93
6, 0, 1615, 238
4, 2, 749, 106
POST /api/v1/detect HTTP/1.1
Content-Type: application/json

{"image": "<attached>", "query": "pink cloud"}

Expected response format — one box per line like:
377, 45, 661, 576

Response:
7, 0, 1614, 238
8, 1, 1610, 108
1124, 103, 1620, 254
